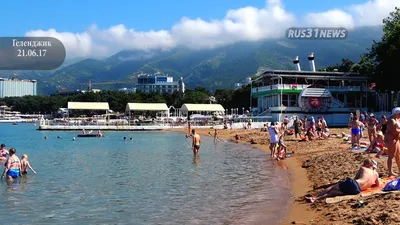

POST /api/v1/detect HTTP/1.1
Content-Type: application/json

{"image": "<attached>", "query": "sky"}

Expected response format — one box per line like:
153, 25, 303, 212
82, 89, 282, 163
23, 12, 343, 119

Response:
1, 0, 399, 58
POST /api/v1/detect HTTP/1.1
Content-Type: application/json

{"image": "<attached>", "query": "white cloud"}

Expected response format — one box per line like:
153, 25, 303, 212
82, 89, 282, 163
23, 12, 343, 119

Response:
350, 0, 400, 26
304, 0, 400, 29
304, 10, 355, 29
24, 0, 400, 58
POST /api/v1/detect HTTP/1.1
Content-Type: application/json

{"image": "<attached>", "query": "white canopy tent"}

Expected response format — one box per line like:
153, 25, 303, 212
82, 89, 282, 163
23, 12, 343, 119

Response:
125, 103, 169, 117
180, 104, 225, 115
67, 102, 110, 110
67, 102, 110, 117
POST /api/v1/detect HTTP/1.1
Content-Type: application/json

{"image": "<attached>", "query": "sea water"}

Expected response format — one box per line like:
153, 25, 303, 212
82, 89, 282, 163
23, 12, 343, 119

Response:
0, 124, 291, 224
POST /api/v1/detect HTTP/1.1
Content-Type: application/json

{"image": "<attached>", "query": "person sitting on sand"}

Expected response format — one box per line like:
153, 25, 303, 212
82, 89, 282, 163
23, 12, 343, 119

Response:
319, 128, 331, 139
306, 128, 316, 141
0, 144, 8, 161
306, 159, 379, 203
365, 131, 386, 154
349, 116, 363, 147
21, 154, 36, 175
316, 118, 323, 137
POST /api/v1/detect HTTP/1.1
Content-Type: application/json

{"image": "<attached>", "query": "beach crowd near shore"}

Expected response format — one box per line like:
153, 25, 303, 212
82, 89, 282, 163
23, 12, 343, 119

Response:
185, 108, 400, 225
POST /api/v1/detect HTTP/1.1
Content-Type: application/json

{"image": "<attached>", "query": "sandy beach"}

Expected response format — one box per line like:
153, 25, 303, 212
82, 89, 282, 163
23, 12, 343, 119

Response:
170, 127, 400, 225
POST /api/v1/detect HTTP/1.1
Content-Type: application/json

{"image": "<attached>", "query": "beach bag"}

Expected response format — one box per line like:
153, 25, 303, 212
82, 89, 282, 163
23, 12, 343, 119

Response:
383, 178, 400, 191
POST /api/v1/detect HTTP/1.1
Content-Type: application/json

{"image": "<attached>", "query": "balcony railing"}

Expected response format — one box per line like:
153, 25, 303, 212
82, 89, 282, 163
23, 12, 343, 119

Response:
252, 85, 367, 93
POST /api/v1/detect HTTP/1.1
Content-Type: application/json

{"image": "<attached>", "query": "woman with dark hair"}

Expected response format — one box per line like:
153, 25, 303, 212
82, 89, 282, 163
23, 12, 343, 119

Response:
1, 148, 22, 180
0, 144, 8, 161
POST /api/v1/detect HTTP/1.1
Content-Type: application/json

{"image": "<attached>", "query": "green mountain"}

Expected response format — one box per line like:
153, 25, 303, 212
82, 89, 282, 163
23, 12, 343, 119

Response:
11, 26, 384, 94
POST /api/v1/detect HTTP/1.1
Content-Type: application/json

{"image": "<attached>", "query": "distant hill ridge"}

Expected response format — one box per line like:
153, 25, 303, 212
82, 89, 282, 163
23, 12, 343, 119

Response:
4, 26, 383, 94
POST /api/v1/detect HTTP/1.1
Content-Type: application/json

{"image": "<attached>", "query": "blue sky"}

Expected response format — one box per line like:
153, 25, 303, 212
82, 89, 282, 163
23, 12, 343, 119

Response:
0, 0, 368, 35
1, 0, 396, 58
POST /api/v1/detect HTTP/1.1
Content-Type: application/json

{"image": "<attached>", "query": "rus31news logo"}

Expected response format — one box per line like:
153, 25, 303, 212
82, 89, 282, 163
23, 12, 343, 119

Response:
286, 27, 347, 39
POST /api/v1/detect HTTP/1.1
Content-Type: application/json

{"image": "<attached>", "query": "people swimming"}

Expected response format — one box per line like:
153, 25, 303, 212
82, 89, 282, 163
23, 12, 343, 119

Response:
97, 130, 103, 137
0, 144, 9, 161
1, 148, 22, 180
21, 154, 36, 175
123, 137, 127, 141
191, 129, 201, 156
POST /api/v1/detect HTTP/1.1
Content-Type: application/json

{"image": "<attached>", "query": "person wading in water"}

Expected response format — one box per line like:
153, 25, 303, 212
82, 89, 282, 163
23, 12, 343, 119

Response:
192, 129, 201, 156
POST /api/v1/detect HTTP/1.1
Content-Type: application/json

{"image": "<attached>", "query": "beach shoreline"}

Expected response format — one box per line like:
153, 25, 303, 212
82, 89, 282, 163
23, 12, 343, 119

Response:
166, 127, 316, 225
169, 127, 400, 224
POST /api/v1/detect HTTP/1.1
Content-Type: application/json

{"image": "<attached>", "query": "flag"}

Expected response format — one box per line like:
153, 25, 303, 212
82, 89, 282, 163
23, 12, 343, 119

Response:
370, 83, 376, 90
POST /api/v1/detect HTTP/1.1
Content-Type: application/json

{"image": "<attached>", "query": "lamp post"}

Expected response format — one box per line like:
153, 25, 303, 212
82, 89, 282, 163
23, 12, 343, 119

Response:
249, 77, 252, 116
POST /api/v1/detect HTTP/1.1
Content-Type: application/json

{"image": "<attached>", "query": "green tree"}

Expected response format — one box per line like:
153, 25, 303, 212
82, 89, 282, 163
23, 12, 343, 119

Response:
368, 7, 400, 91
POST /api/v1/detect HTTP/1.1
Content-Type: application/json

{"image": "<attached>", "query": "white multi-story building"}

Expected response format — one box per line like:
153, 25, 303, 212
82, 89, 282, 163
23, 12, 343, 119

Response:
0, 78, 37, 97
136, 73, 185, 94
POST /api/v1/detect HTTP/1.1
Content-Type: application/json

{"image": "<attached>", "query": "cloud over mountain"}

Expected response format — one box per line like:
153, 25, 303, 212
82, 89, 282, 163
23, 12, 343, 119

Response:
25, 0, 400, 58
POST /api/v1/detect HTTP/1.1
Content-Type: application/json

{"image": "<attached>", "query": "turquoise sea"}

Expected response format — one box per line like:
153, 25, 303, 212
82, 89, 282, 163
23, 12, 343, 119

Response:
0, 124, 291, 225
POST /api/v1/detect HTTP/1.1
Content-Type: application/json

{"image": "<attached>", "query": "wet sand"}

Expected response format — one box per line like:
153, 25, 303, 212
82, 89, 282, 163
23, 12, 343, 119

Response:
169, 127, 400, 225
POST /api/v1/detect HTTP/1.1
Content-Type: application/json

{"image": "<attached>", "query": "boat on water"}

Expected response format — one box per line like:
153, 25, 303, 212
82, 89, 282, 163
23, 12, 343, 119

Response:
77, 134, 100, 138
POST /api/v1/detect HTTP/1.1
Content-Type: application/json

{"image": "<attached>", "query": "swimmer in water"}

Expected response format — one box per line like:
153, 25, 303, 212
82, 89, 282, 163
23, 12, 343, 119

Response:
21, 154, 36, 175
44, 136, 48, 139
73, 137, 76, 141
0, 144, 9, 161
191, 129, 201, 156
1, 148, 21, 180
57, 136, 61, 139
130, 138, 133, 141
123, 137, 127, 141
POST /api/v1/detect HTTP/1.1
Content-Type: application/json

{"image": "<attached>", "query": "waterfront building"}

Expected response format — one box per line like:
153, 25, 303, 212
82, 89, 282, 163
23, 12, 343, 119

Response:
0, 78, 37, 97
136, 73, 185, 94
251, 53, 373, 126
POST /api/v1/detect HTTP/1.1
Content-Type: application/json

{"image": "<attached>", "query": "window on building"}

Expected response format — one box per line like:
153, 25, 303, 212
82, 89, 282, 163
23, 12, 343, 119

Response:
289, 94, 298, 107
282, 94, 288, 107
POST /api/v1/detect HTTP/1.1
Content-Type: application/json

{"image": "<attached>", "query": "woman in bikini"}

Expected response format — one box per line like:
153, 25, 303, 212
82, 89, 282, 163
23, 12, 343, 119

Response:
0, 144, 8, 161
366, 113, 379, 143
1, 148, 21, 180
384, 107, 400, 177
316, 119, 323, 137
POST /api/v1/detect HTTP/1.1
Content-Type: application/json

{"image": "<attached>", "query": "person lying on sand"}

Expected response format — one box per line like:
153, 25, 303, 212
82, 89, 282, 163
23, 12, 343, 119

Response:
306, 159, 379, 203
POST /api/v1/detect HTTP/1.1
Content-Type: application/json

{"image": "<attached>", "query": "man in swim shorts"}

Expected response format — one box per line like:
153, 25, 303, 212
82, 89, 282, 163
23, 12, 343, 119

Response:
349, 116, 364, 147
192, 129, 201, 156
306, 159, 379, 203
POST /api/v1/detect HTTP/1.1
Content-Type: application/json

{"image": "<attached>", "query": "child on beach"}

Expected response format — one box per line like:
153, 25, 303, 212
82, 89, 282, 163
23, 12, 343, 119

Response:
277, 133, 287, 160
21, 154, 36, 175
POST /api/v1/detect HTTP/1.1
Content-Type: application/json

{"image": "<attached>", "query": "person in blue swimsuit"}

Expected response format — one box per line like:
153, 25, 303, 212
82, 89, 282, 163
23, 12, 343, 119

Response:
1, 148, 22, 180
348, 116, 364, 147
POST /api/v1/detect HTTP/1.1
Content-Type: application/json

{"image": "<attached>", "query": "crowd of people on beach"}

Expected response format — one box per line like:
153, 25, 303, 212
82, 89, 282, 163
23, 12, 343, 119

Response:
306, 107, 400, 203
0, 144, 36, 181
